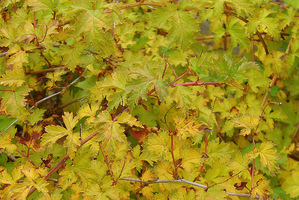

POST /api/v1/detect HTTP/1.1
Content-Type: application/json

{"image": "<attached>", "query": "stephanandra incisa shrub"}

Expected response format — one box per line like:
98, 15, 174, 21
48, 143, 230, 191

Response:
0, 0, 298, 199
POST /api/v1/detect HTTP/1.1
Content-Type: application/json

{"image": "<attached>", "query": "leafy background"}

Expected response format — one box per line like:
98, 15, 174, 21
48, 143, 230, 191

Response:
0, 0, 298, 199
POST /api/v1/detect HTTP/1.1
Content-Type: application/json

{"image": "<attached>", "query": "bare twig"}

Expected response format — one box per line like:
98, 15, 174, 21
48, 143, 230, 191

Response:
26, 66, 68, 75
120, 178, 259, 199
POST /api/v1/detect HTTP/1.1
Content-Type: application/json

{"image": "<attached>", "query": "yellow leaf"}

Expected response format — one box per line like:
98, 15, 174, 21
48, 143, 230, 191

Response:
117, 112, 143, 128
62, 112, 79, 131
0, 132, 17, 155
0, 68, 25, 87
282, 171, 299, 198
141, 186, 155, 199
258, 142, 280, 174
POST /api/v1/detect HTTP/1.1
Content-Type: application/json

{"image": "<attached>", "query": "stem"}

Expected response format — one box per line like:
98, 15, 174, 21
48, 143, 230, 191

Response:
170, 133, 178, 179
16, 150, 36, 167
0, 88, 13, 91
163, 54, 178, 78
113, 160, 126, 186
26, 66, 68, 75
171, 68, 191, 85
99, 142, 115, 183
260, 74, 277, 107
173, 81, 223, 87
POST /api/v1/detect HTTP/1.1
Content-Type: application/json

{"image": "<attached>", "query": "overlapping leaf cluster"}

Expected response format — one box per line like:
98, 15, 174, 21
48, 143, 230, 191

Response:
0, 0, 298, 199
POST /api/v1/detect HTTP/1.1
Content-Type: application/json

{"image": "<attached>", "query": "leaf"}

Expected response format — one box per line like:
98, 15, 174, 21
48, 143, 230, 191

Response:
180, 147, 204, 172
256, 142, 280, 174
117, 112, 143, 128
0, 68, 25, 87
153, 79, 168, 102
6, 44, 29, 67
173, 116, 204, 140
230, 115, 259, 136
72, 1, 115, 55
143, 130, 170, 160
0, 132, 17, 155
282, 171, 299, 198
62, 112, 79, 131
42, 125, 68, 149
0, 85, 32, 121
229, 152, 250, 175
27, 108, 46, 125
64, 132, 81, 159
246, 8, 280, 39
45, 69, 68, 88
205, 139, 233, 165
154, 5, 197, 50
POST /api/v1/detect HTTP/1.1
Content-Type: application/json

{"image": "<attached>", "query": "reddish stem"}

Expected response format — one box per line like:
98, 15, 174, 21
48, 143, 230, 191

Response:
0, 89, 13, 91
173, 81, 223, 87
99, 142, 115, 183
16, 150, 36, 167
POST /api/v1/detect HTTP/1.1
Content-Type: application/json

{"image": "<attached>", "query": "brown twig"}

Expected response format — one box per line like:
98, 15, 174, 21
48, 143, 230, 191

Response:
163, 53, 178, 78
99, 141, 115, 182
25, 66, 68, 75
16, 150, 36, 167
173, 81, 224, 87
113, 160, 126, 186
0, 88, 13, 91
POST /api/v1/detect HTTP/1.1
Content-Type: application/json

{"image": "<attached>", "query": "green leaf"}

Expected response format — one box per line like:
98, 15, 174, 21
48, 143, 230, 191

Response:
27, 108, 46, 125
42, 125, 68, 149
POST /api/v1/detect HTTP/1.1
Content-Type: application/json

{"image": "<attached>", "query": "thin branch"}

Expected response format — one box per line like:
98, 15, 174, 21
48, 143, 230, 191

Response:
120, 178, 259, 199
59, 96, 87, 109
1, 150, 16, 161
170, 68, 191, 85
99, 141, 115, 182
173, 81, 224, 87
0, 88, 13, 91
26, 66, 68, 75
16, 150, 36, 167
163, 54, 178, 78
291, 124, 299, 141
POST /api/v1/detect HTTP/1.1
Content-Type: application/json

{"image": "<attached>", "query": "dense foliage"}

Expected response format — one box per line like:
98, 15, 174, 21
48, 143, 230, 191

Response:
0, 0, 298, 199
